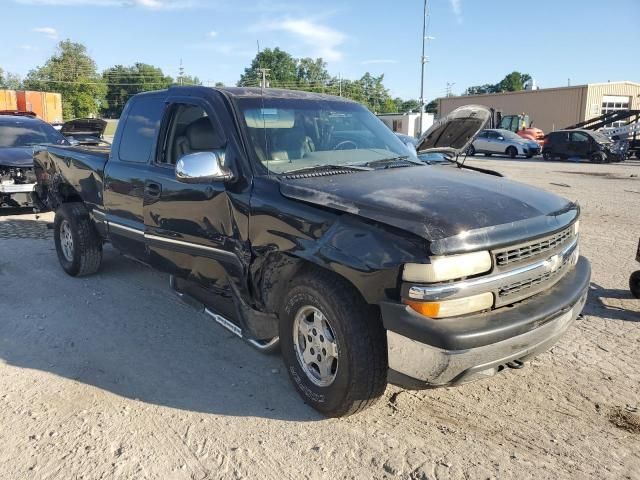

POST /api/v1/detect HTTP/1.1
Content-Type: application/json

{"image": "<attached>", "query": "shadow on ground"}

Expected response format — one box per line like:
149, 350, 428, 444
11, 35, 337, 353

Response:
583, 283, 639, 322
0, 238, 321, 422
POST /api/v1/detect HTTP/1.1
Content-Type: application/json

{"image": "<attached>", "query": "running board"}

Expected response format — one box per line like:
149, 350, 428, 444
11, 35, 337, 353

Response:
205, 308, 242, 338
169, 275, 280, 352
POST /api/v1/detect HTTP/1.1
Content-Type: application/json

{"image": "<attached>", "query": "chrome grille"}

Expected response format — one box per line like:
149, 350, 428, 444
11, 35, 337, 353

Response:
498, 254, 572, 297
495, 227, 573, 266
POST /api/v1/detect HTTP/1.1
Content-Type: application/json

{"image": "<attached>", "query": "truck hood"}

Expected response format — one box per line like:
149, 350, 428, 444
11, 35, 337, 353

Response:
416, 104, 491, 155
279, 165, 576, 252
0, 147, 33, 168
61, 118, 107, 138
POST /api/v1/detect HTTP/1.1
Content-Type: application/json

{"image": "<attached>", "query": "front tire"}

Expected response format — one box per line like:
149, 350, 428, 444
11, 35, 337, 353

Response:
630, 271, 640, 299
466, 145, 476, 156
591, 152, 605, 163
279, 271, 387, 417
54, 202, 102, 277
507, 146, 518, 159
543, 151, 553, 161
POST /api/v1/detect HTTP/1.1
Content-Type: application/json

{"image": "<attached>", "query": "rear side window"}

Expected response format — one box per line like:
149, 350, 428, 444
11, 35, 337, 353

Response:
118, 96, 165, 163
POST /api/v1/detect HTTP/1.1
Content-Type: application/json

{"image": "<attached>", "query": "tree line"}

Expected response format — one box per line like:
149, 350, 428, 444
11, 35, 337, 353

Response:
2, 40, 436, 120
6, 40, 535, 120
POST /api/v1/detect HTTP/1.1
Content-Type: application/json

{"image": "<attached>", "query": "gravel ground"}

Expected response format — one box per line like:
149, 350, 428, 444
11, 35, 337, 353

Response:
0, 157, 638, 480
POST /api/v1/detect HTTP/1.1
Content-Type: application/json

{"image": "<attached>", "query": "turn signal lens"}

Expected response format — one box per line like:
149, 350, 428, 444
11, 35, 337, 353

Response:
404, 292, 494, 318
403, 251, 492, 283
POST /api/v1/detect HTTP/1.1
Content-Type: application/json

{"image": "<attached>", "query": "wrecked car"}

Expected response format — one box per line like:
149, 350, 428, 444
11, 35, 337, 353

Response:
33, 87, 591, 417
60, 118, 109, 146
0, 113, 68, 208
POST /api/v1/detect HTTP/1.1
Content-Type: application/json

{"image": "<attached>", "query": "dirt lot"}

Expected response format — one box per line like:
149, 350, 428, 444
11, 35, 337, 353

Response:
0, 157, 638, 480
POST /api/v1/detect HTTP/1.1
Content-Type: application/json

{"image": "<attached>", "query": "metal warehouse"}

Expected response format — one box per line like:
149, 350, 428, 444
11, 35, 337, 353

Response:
437, 81, 640, 132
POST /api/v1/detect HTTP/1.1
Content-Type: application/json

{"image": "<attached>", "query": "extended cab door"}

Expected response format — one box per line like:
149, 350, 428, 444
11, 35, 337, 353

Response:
103, 92, 167, 261
142, 94, 247, 320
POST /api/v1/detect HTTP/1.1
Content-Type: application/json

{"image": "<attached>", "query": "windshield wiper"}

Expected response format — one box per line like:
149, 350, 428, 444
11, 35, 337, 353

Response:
360, 155, 423, 168
282, 164, 373, 175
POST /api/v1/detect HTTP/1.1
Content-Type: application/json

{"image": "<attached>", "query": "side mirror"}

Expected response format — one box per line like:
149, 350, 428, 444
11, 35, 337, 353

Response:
176, 150, 233, 183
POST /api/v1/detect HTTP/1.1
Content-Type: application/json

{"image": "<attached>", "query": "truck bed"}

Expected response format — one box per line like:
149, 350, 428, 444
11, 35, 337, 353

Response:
33, 144, 111, 211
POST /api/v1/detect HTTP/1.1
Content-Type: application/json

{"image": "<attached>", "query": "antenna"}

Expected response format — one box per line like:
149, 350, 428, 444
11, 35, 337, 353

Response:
178, 58, 185, 86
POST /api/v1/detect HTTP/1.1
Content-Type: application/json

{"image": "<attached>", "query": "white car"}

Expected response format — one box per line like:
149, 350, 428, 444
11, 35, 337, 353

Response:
468, 129, 541, 158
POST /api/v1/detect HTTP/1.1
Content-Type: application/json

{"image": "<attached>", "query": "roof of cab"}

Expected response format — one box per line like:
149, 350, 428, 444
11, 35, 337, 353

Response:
0, 114, 48, 125
160, 85, 353, 103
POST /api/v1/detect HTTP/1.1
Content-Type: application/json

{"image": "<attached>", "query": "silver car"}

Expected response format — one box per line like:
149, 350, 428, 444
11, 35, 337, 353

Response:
468, 129, 541, 158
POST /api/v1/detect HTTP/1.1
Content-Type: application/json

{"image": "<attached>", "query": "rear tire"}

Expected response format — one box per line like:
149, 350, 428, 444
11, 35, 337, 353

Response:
507, 146, 518, 159
630, 271, 640, 299
485, 152, 492, 157
542, 152, 553, 161
279, 270, 387, 417
54, 202, 102, 277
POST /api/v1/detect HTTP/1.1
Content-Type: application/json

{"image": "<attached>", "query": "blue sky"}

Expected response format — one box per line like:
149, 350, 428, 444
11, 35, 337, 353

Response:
2, 0, 639, 100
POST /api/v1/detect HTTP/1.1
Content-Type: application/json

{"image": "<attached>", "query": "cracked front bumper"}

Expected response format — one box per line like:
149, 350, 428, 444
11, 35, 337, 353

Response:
382, 256, 591, 388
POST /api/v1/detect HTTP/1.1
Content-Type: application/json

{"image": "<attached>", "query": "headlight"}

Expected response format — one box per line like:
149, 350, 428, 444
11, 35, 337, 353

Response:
405, 292, 494, 318
403, 250, 492, 283
572, 220, 579, 236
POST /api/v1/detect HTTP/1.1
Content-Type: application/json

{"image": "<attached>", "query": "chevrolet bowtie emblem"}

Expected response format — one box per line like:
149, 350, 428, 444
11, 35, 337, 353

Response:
545, 254, 561, 273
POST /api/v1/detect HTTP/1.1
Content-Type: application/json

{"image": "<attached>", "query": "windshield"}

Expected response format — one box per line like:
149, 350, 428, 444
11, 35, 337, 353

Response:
237, 97, 412, 174
0, 119, 68, 148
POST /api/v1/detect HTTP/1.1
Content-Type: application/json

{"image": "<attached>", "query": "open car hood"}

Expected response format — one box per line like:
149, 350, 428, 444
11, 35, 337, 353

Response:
416, 105, 491, 155
61, 118, 107, 138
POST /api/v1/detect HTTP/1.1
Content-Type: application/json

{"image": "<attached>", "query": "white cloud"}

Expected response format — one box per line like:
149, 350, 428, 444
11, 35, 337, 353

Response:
361, 59, 397, 65
33, 26, 58, 39
207, 30, 218, 38
449, 0, 462, 23
15, 0, 199, 9
253, 18, 346, 62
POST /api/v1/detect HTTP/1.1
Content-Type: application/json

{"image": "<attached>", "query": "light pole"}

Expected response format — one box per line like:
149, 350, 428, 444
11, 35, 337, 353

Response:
418, 0, 434, 136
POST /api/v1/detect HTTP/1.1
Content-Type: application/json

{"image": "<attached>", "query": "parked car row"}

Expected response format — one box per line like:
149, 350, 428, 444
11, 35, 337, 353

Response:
399, 126, 627, 164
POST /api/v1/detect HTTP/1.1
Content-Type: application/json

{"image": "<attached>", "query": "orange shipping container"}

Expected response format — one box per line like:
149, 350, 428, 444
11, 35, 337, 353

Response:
16, 90, 63, 123
0, 89, 17, 111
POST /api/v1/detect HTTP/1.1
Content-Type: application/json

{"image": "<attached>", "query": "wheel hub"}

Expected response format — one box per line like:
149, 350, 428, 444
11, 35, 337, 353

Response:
293, 306, 339, 387
60, 220, 74, 261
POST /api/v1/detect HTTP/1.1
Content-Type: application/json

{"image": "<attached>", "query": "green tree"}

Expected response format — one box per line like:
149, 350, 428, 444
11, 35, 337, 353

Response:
238, 48, 298, 87
24, 40, 105, 119
175, 74, 201, 86
0, 68, 22, 89
425, 99, 438, 114
465, 71, 532, 95
296, 57, 331, 90
496, 71, 531, 92
102, 63, 173, 118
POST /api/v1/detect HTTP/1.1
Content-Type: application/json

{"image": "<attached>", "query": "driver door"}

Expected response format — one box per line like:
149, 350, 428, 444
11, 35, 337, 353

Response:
143, 98, 238, 319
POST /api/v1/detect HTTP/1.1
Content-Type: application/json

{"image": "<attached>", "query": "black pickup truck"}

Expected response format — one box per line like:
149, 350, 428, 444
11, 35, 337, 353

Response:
33, 87, 591, 417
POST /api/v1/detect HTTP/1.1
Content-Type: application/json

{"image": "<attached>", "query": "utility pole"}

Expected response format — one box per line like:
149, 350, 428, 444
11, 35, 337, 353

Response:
418, 0, 433, 136
446, 82, 455, 97
258, 68, 270, 88
178, 58, 185, 86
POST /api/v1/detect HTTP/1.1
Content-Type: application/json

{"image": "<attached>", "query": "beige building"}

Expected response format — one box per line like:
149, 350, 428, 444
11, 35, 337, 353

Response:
437, 81, 640, 132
